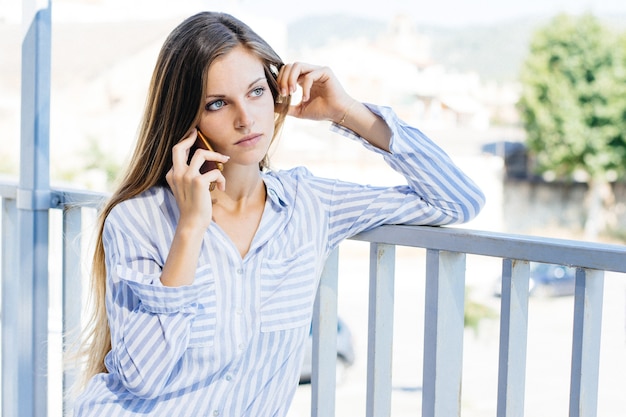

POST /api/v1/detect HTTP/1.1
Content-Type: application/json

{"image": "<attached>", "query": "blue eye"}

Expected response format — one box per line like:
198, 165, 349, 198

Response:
206, 100, 225, 111
251, 87, 265, 97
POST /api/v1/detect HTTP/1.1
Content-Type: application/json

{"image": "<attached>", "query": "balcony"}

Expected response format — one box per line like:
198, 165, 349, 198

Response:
2, 181, 625, 416
4, 3, 626, 416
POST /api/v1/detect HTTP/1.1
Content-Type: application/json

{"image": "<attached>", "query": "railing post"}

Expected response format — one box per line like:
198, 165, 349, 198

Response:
365, 243, 395, 417
311, 248, 339, 417
497, 259, 530, 417
422, 250, 466, 417
569, 268, 604, 417
16, 1, 52, 416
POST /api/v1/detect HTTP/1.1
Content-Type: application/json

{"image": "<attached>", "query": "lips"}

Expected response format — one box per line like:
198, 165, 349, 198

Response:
235, 133, 263, 146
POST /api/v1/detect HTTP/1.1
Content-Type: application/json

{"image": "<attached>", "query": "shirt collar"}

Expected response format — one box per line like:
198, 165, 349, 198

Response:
262, 171, 289, 209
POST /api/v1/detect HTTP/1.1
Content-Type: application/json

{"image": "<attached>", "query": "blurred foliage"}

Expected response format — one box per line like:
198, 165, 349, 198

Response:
55, 136, 121, 191
80, 136, 122, 185
465, 289, 497, 334
518, 13, 626, 182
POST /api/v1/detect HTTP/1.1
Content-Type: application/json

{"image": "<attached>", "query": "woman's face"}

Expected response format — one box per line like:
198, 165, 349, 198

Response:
197, 46, 276, 168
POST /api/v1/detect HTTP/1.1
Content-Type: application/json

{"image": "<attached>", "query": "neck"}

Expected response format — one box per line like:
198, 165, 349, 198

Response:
212, 167, 265, 212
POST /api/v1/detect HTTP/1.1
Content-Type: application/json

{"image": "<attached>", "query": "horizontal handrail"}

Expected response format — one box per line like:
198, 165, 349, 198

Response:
353, 224, 626, 273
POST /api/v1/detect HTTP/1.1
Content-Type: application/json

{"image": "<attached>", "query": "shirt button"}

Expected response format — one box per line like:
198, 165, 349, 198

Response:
225, 374, 232, 381
213, 411, 219, 417
238, 343, 245, 350
236, 308, 243, 315
236, 268, 243, 274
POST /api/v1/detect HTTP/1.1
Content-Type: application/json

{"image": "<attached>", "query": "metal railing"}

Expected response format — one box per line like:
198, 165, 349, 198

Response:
2, 182, 625, 416
1, 181, 106, 416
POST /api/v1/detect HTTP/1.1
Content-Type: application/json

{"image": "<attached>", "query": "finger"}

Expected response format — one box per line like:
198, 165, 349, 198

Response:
301, 66, 333, 103
277, 63, 301, 98
298, 69, 318, 103
278, 62, 319, 97
195, 167, 226, 192
276, 63, 292, 97
188, 148, 229, 173
171, 131, 197, 169
208, 169, 227, 192
285, 62, 305, 95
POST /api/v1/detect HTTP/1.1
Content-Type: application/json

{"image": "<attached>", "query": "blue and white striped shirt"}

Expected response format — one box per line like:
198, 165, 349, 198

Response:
73, 105, 485, 416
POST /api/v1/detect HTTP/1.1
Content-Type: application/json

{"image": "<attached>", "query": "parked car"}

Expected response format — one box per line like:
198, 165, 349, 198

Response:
299, 317, 355, 384
493, 262, 577, 298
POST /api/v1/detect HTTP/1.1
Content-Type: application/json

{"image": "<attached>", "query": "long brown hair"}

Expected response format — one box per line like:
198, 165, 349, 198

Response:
76, 11, 290, 387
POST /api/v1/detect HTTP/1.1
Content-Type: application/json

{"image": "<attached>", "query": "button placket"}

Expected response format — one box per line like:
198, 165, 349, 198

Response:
233, 263, 247, 352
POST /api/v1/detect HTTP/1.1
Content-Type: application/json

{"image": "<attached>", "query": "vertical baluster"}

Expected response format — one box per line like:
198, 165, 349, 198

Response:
497, 259, 530, 417
366, 243, 395, 417
311, 248, 339, 417
2, 198, 19, 417
569, 268, 604, 417
422, 250, 466, 417
62, 205, 84, 413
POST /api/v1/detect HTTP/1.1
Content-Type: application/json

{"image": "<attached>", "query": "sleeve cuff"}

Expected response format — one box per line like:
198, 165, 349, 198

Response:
116, 265, 204, 314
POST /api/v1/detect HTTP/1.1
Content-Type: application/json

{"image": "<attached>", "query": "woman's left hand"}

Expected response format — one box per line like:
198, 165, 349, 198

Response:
277, 62, 355, 123
278, 62, 392, 152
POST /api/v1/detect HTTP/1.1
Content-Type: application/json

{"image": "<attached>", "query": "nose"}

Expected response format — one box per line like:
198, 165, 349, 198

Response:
234, 103, 254, 130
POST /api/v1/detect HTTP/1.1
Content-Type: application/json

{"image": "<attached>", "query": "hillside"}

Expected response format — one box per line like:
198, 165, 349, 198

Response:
287, 14, 626, 83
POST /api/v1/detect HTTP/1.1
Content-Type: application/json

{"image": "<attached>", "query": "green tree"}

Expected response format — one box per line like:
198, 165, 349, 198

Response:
518, 13, 626, 239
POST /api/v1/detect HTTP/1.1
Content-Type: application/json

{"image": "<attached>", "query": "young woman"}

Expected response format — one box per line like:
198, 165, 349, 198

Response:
73, 11, 485, 416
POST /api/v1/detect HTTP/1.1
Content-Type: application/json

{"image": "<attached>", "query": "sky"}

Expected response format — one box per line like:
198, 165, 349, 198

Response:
5, 0, 626, 26
235, 0, 626, 26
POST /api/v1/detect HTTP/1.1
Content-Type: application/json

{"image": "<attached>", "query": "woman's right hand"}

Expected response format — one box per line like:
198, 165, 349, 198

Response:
166, 130, 228, 231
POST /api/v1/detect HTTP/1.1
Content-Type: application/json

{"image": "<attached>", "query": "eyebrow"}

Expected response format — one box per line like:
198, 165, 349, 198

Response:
205, 76, 266, 98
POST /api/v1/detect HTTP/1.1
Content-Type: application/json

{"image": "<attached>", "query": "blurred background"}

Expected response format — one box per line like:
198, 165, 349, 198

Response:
2, 0, 626, 241
2, 1, 626, 416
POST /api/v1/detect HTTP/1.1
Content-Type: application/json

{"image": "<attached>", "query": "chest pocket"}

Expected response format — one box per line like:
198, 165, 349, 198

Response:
260, 242, 318, 332
188, 265, 218, 347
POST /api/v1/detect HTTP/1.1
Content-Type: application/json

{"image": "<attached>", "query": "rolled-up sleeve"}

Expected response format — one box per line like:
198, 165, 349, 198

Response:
101, 209, 208, 399
319, 104, 486, 246
120, 268, 201, 314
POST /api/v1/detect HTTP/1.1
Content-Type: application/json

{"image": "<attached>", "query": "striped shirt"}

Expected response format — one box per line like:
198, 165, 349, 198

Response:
73, 104, 485, 416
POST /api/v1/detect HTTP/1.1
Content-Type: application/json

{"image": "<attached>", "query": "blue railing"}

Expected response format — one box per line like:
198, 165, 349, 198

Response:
1, 182, 625, 417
